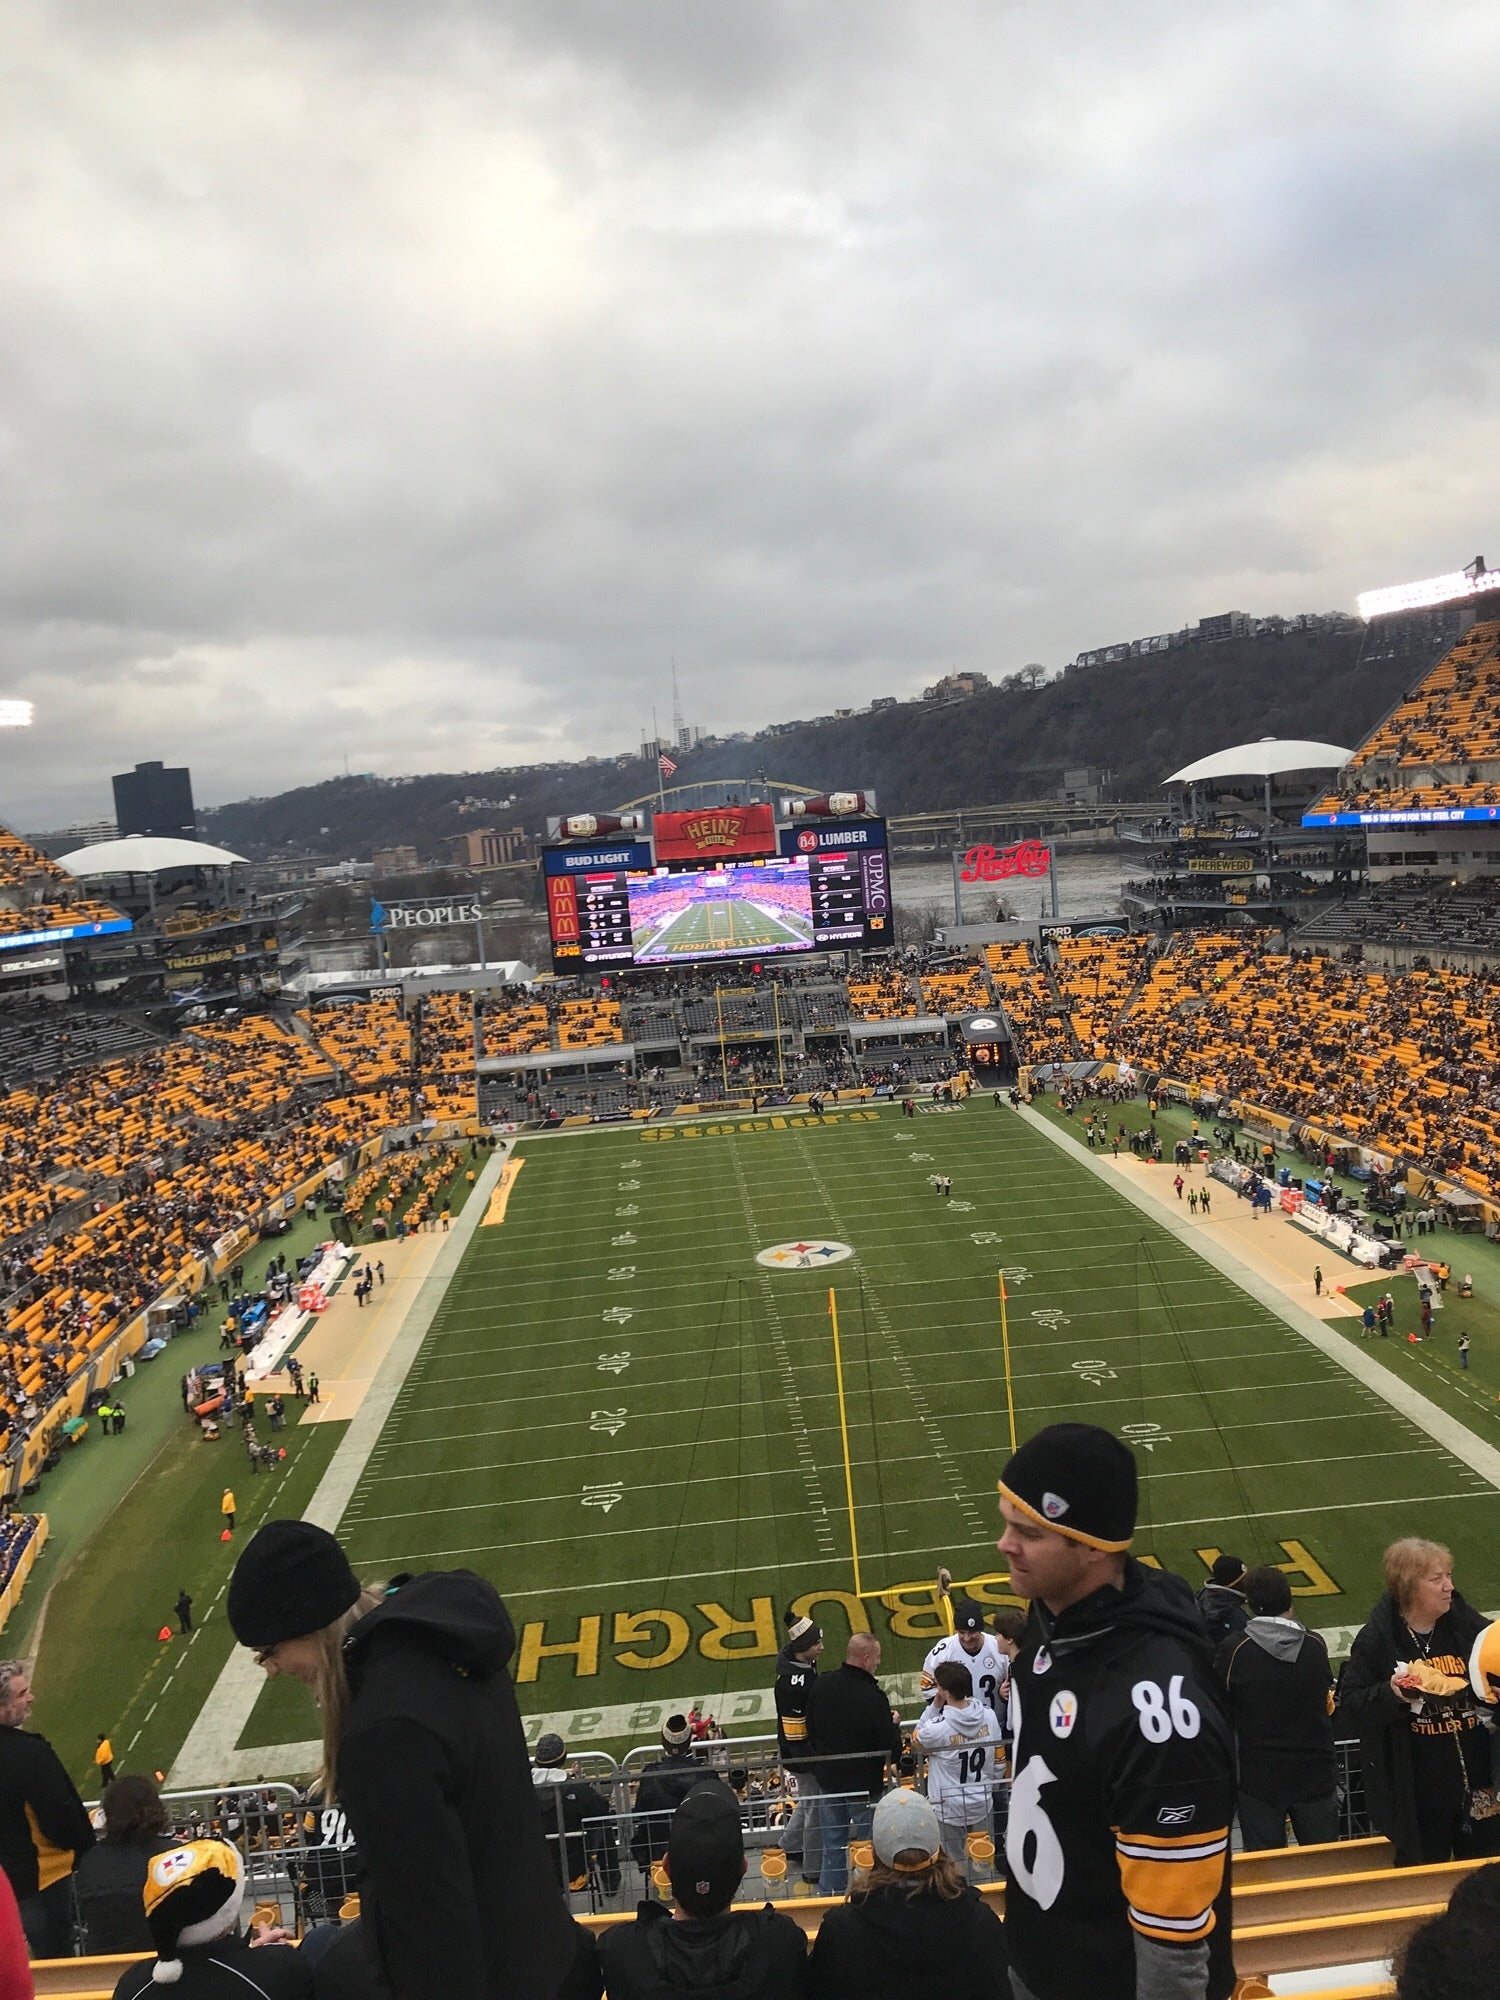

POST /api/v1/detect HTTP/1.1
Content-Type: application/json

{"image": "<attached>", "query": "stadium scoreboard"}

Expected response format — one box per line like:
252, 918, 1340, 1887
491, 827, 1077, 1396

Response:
543, 819, 890, 974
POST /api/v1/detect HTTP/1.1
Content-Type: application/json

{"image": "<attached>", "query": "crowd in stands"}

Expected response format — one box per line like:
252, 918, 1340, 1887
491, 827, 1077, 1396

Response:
1311, 619, 1500, 819
1112, 932, 1500, 1202
1052, 935, 1151, 1056
1299, 873, 1500, 960
983, 942, 1076, 1066
8, 1482, 1498, 1995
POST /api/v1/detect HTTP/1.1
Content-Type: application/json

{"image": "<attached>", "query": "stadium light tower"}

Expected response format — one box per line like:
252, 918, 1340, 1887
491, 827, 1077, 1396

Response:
1357, 556, 1500, 619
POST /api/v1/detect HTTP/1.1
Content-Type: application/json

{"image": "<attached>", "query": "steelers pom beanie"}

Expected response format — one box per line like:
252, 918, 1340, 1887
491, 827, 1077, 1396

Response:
999, 1422, 1137, 1552
143, 1839, 245, 1983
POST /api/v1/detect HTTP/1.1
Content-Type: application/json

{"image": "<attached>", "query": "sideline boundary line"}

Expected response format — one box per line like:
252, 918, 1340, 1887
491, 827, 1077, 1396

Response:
169, 1143, 511, 1786
1014, 1103, 1500, 1490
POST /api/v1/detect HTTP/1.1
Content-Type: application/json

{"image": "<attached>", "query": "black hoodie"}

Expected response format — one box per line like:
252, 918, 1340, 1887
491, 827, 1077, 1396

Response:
598, 1899, 809, 1999
809, 1882, 1009, 1999
1002, 1558, 1235, 2000
335, 1570, 576, 2000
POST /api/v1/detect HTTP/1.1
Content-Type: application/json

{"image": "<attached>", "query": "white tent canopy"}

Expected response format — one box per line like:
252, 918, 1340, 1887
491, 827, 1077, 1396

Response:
1164, 738, 1353, 787
55, 835, 248, 875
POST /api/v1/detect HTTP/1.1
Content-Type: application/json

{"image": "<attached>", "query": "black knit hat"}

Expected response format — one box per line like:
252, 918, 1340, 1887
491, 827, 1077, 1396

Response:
952, 1598, 986, 1634
999, 1422, 1138, 1553
227, 1519, 361, 1647
668, 1782, 743, 1912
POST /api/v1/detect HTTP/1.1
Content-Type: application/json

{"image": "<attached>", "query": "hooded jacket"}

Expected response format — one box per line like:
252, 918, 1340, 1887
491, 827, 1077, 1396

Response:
334, 1570, 576, 2000
1214, 1617, 1335, 1807
912, 1697, 1004, 1827
532, 1764, 621, 1895
630, 1752, 720, 1869
807, 1881, 1009, 2000
1337, 1589, 1490, 1861
1194, 1583, 1248, 1652
598, 1899, 809, 1999
1003, 1559, 1235, 2000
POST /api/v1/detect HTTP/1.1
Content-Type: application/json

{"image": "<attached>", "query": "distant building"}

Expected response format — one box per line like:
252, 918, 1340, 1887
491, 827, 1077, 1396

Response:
27, 816, 118, 858
869, 696, 899, 711
113, 760, 195, 839
448, 826, 531, 869
372, 844, 420, 873
1194, 611, 1252, 644
922, 671, 993, 703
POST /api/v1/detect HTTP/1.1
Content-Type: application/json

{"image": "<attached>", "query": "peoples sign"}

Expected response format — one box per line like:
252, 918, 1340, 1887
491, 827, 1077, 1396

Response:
958, 840, 1051, 881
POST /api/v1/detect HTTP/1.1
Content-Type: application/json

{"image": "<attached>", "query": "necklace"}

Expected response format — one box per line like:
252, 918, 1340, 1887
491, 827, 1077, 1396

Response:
1404, 1623, 1436, 1658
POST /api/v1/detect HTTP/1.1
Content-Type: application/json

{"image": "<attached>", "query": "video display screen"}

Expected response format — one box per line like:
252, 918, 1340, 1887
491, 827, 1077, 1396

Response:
544, 823, 891, 974
630, 859, 814, 965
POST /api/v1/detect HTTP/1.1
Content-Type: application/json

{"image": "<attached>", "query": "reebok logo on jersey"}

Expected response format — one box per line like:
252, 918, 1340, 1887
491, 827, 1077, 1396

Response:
1156, 1804, 1196, 1826
1033, 1646, 1052, 1674
1049, 1691, 1079, 1738
1041, 1491, 1069, 1519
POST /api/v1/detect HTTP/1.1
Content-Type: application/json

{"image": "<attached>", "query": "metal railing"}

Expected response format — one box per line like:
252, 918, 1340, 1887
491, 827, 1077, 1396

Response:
63, 1735, 1374, 1946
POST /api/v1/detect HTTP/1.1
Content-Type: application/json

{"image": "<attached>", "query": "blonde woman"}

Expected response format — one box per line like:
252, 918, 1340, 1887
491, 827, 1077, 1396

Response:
807, 1788, 1009, 1999
227, 1520, 596, 2000
1340, 1537, 1500, 1866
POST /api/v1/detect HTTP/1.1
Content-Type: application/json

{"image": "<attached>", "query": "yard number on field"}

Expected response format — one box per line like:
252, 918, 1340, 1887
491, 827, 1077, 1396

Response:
590, 1409, 628, 1436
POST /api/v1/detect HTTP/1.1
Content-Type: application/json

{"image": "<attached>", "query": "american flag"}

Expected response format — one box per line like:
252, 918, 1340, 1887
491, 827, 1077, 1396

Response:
658, 752, 678, 776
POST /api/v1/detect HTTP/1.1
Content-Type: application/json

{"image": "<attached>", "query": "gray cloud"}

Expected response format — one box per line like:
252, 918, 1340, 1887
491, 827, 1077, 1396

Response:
1, 0, 1497, 824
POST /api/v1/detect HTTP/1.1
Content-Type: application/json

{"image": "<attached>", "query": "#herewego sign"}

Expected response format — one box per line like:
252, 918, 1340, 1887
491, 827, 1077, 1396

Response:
653, 803, 777, 863
958, 840, 1052, 882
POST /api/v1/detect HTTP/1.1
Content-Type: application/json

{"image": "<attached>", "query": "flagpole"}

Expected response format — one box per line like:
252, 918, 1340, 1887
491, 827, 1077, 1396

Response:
653, 706, 666, 810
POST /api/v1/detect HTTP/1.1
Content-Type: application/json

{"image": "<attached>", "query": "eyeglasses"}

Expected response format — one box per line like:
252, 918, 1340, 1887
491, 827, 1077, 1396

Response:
253, 1642, 281, 1668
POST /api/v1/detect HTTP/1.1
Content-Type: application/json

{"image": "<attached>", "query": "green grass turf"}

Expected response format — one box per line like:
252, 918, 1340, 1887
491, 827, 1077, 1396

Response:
33, 1412, 344, 1793
216, 1101, 1500, 1756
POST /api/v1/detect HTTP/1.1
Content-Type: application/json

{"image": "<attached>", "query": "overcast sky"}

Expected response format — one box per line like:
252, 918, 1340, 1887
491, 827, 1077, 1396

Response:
2, 0, 1497, 824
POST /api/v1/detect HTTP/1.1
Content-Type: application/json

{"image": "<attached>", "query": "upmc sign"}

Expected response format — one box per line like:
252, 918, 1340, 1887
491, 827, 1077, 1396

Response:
653, 802, 777, 862
958, 840, 1051, 882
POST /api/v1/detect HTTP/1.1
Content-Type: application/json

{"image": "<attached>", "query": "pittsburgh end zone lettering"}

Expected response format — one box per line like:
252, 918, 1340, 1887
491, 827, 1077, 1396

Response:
514, 1544, 1347, 1683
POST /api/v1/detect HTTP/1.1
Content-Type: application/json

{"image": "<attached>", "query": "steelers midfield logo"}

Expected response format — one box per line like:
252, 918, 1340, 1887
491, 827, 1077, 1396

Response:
756, 1239, 856, 1270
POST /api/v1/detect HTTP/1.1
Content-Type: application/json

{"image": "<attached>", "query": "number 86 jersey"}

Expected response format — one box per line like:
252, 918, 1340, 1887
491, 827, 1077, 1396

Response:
1002, 1562, 1236, 2000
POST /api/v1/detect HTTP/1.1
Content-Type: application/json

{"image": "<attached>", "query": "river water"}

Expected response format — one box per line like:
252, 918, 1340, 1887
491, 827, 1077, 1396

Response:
893, 845, 1126, 927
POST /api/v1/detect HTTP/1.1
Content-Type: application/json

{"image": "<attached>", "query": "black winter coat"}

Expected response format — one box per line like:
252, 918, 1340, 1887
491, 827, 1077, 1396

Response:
630, 1753, 721, 1867
335, 1570, 576, 2000
1338, 1590, 1491, 1860
0, 1724, 94, 1900
802, 1666, 901, 1800
599, 1900, 809, 1999
74, 1834, 178, 1953
808, 1883, 1010, 2000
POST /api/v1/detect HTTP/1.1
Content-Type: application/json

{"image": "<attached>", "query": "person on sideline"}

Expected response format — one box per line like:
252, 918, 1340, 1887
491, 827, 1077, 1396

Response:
220, 1488, 236, 1534
807, 1788, 1009, 1999
997, 1423, 1235, 2000
1339, 1538, 1500, 1867
0, 1659, 95, 1957
1214, 1566, 1338, 1851
227, 1519, 592, 2000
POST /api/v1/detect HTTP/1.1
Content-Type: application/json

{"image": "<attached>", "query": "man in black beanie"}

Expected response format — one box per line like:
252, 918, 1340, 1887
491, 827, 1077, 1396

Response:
599, 1781, 808, 1998
997, 1422, 1235, 2000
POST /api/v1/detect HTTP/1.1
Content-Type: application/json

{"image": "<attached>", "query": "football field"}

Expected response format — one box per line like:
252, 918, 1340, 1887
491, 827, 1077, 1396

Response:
228, 1102, 1500, 1754
634, 895, 814, 960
